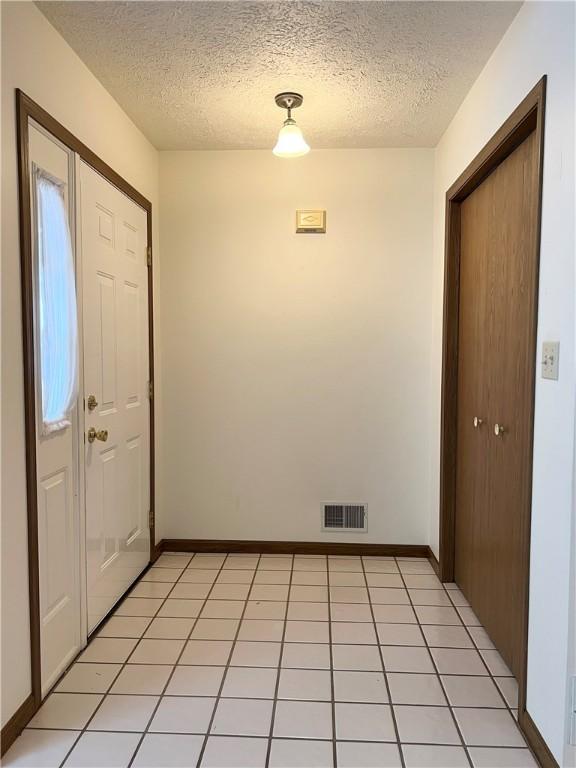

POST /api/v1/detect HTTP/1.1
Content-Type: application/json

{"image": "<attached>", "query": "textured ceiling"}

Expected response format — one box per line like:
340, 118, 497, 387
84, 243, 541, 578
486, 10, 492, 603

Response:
37, 1, 521, 150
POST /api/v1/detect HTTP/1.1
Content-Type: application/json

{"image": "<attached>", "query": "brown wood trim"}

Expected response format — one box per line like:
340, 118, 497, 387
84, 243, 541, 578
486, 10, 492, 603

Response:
15, 89, 156, 729
159, 539, 431, 558
427, 547, 441, 578
519, 711, 559, 768
438, 76, 547, 755
1, 695, 36, 757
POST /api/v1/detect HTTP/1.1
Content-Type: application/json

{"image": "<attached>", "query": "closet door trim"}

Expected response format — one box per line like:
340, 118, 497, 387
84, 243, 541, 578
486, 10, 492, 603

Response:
438, 77, 546, 727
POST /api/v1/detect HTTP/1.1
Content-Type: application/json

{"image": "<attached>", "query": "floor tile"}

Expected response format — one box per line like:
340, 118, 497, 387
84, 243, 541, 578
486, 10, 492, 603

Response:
409, 588, 452, 606
188, 555, 225, 570
201, 600, 245, 619
191, 618, 239, 640
496, 676, 519, 708
258, 556, 293, 571
132, 733, 204, 767
457, 606, 482, 626
253, 570, 290, 584
63, 731, 140, 767
281, 642, 331, 669
87, 694, 158, 731
142, 567, 183, 583
211, 697, 273, 736
170, 583, 212, 600
372, 605, 417, 623
468, 747, 537, 767
290, 571, 328, 586
397, 560, 435, 575
79, 638, 138, 663
454, 708, 525, 747
329, 572, 366, 587
157, 599, 204, 618
130, 581, 173, 599
337, 741, 401, 767
29, 693, 102, 729
333, 670, 388, 703
335, 702, 395, 741
221, 666, 278, 698
442, 675, 505, 707
2, 729, 78, 767
431, 647, 488, 675
216, 570, 253, 584
330, 586, 369, 603
154, 554, 192, 568
329, 558, 363, 573
237, 619, 284, 641
231, 640, 281, 667
293, 557, 327, 572
403, 574, 442, 589
200, 736, 268, 767
387, 672, 446, 705
179, 640, 233, 665
284, 620, 329, 643
331, 621, 377, 644
422, 625, 474, 648
394, 704, 460, 744
447, 589, 470, 607
286, 602, 329, 621
223, 555, 259, 570
149, 696, 215, 733
114, 598, 163, 617
468, 626, 496, 650
332, 644, 382, 671
144, 617, 196, 639
250, 584, 289, 601
402, 744, 469, 767
270, 739, 334, 768
209, 584, 250, 600
98, 616, 151, 638
415, 605, 462, 625
330, 603, 372, 622
166, 665, 225, 695
290, 585, 328, 602
377, 623, 424, 646
481, 649, 513, 676
274, 700, 333, 739
278, 668, 332, 701
369, 587, 409, 605
129, 638, 185, 664
111, 664, 172, 694
365, 573, 404, 588
363, 560, 399, 574
56, 663, 121, 694
179, 569, 219, 583
381, 645, 434, 673
245, 601, 288, 620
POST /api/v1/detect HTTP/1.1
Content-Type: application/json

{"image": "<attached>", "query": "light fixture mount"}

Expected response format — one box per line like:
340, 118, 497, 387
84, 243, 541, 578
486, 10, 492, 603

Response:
275, 92, 304, 112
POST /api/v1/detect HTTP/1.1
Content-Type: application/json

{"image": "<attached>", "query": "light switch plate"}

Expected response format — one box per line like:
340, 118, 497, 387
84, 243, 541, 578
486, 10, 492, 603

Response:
542, 341, 560, 380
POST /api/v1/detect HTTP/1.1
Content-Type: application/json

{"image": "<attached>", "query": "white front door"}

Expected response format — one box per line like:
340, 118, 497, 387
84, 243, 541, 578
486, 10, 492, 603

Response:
79, 161, 151, 632
29, 121, 81, 695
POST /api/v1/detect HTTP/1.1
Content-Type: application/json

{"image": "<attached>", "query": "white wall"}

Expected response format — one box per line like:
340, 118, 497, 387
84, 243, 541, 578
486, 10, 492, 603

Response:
429, 2, 576, 762
1, 0, 160, 727
159, 149, 434, 545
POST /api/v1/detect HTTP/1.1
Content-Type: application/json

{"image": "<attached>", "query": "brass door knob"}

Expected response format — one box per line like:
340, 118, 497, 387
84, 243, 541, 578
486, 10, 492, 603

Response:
473, 416, 484, 428
494, 423, 506, 437
87, 394, 98, 411
87, 427, 108, 443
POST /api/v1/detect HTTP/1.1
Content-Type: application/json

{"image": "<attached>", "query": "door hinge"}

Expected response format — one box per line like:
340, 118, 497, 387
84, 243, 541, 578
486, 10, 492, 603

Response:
148, 380, 153, 399
148, 509, 154, 528
147, 245, 152, 267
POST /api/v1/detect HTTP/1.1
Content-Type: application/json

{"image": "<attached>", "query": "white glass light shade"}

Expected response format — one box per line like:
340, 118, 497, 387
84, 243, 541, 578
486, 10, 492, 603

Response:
273, 118, 310, 158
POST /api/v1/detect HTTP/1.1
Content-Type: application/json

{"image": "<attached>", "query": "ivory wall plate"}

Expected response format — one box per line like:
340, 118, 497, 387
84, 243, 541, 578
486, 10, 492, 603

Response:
296, 209, 326, 233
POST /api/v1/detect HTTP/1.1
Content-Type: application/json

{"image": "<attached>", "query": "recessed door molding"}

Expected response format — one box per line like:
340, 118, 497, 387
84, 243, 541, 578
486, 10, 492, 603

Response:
438, 78, 548, 762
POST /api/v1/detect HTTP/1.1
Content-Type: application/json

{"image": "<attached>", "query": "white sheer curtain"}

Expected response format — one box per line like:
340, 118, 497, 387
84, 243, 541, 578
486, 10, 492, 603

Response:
35, 166, 79, 434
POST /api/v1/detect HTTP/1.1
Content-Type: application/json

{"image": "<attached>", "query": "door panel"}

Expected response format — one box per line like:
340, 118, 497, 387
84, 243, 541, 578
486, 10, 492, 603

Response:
455, 130, 539, 679
80, 161, 150, 632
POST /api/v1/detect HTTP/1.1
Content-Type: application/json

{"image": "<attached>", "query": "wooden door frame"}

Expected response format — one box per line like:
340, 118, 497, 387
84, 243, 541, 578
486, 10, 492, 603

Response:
13, 90, 157, 724
438, 78, 551, 762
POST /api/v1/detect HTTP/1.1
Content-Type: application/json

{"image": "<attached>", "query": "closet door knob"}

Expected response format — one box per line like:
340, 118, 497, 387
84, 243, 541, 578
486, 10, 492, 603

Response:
473, 416, 484, 428
494, 423, 506, 437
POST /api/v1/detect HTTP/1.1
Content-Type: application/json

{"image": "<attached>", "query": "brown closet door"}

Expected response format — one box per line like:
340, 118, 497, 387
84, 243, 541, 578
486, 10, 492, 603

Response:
455, 130, 539, 679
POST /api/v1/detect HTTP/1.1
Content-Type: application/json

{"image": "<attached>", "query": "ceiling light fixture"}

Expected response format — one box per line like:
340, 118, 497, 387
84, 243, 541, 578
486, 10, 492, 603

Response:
272, 92, 310, 158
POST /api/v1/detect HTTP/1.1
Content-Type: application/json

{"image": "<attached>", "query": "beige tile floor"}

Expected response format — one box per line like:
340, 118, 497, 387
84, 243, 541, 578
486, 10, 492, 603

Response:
4, 553, 539, 767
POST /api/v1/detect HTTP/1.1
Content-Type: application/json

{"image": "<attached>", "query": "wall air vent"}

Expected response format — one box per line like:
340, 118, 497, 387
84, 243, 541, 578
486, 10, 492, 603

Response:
322, 503, 367, 532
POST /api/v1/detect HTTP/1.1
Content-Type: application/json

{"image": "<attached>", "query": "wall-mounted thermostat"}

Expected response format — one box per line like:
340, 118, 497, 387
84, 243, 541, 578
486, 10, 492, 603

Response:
296, 210, 326, 233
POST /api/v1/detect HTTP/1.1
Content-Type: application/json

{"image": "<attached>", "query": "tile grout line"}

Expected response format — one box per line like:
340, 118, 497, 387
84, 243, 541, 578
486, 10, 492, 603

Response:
264, 555, 294, 767
326, 556, 339, 768
360, 555, 406, 768
195, 553, 263, 768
